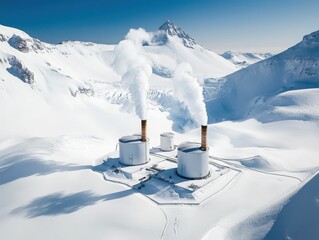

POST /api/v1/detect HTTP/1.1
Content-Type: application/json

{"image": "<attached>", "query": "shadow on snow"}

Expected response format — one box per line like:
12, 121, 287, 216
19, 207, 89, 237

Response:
11, 189, 133, 218
0, 154, 91, 185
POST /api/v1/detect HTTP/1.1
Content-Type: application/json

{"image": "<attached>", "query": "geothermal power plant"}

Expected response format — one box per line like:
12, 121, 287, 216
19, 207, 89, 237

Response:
98, 52, 239, 205
98, 118, 240, 205
118, 120, 210, 179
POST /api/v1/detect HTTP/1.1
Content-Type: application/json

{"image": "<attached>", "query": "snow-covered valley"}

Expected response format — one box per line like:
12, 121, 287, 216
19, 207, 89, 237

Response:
1, 21, 319, 240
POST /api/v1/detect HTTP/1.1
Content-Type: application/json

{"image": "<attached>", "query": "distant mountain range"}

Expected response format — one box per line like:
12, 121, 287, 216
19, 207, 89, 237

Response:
0, 21, 237, 93
220, 51, 273, 68
1, 21, 318, 127
0, 20, 236, 131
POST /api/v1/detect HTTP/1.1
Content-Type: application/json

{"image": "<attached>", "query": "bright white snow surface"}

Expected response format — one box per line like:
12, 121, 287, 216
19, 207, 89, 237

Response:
220, 51, 273, 68
1, 23, 319, 240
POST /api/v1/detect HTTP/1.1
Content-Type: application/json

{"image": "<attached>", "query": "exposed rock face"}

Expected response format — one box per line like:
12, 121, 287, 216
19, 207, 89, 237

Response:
8, 35, 29, 52
0, 34, 7, 42
158, 20, 196, 48
78, 87, 94, 96
7, 57, 34, 84
8, 34, 44, 53
71, 87, 95, 97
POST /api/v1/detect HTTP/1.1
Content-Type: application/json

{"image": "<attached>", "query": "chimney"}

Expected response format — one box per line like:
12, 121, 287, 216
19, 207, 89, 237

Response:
200, 125, 207, 151
141, 120, 147, 141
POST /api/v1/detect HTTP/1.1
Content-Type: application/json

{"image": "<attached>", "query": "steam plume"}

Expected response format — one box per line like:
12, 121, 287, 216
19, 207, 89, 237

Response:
172, 63, 208, 126
112, 28, 152, 119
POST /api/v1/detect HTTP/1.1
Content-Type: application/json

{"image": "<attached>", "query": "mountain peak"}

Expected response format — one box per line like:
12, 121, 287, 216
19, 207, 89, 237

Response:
158, 20, 196, 48
159, 20, 174, 30
301, 30, 319, 47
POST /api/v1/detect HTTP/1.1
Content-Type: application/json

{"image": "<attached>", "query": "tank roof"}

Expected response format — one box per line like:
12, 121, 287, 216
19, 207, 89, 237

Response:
160, 132, 174, 137
119, 134, 142, 143
178, 142, 208, 153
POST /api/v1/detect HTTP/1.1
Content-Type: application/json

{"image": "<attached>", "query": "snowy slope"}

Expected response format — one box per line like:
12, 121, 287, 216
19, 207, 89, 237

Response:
0, 22, 237, 132
0, 22, 236, 92
220, 51, 273, 68
206, 30, 319, 122
144, 20, 237, 79
0, 22, 236, 128
264, 173, 319, 240
202, 32, 319, 238
0, 23, 319, 240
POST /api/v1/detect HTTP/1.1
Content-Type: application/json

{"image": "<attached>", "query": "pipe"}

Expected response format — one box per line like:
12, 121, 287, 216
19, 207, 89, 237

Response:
200, 125, 207, 151
141, 120, 147, 141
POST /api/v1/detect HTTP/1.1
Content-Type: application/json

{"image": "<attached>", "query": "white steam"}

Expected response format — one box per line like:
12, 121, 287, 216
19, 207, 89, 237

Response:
172, 63, 208, 126
112, 28, 152, 120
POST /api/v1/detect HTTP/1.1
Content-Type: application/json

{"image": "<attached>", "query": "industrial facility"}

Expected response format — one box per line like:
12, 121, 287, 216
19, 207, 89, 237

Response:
94, 119, 240, 205
119, 120, 209, 179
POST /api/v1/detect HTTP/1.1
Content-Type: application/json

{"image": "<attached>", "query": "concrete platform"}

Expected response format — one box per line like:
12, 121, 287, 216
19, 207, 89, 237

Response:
93, 147, 241, 205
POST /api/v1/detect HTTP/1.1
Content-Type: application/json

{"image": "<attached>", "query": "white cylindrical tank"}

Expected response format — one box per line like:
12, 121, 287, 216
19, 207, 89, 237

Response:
160, 132, 174, 151
119, 135, 149, 166
177, 142, 209, 179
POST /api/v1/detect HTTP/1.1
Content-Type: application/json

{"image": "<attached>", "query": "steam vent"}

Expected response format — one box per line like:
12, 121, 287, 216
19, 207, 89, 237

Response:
119, 120, 149, 165
177, 126, 209, 179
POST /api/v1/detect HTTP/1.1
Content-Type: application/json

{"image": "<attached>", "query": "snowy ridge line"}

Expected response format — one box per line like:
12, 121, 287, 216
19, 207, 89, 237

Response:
207, 30, 319, 122
220, 51, 273, 68
210, 156, 302, 183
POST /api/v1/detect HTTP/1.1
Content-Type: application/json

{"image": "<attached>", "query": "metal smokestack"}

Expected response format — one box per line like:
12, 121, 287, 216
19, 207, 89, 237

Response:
200, 125, 207, 151
141, 120, 147, 142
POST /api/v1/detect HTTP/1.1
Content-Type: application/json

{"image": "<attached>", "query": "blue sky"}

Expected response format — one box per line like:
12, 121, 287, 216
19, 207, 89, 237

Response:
1, 0, 318, 53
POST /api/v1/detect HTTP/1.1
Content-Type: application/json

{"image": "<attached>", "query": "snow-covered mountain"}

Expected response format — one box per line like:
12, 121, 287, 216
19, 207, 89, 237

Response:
158, 20, 196, 48
1, 22, 319, 240
0, 22, 237, 131
206, 30, 319, 122
0, 22, 236, 97
220, 51, 273, 68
